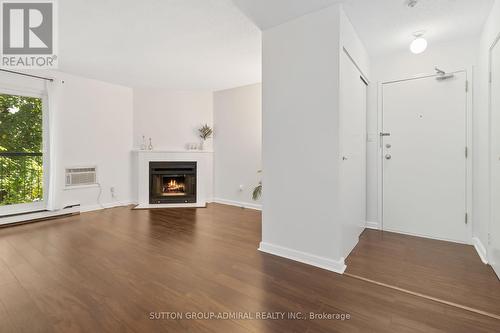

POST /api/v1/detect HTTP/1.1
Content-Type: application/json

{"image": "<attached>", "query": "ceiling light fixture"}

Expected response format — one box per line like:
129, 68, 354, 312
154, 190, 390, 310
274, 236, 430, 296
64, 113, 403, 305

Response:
410, 31, 427, 54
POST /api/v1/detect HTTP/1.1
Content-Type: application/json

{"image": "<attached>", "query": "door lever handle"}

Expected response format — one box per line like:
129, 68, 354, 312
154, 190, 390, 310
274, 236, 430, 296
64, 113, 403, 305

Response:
380, 132, 391, 137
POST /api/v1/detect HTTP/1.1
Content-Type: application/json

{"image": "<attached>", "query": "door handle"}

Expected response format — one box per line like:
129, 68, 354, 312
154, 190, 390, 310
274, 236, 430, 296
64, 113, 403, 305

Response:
385, 154, 392, 160
380, 132, 391, 137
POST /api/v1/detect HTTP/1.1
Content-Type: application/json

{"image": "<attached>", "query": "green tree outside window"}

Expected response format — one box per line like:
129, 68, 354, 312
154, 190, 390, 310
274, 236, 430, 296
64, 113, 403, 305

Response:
0, 93, 43, 206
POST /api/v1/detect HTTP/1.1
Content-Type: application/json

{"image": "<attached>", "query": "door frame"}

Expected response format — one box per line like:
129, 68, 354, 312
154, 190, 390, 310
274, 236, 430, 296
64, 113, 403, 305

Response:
488, 33, 500, 262
339, 47, 369, 257
376, 68, 473, 244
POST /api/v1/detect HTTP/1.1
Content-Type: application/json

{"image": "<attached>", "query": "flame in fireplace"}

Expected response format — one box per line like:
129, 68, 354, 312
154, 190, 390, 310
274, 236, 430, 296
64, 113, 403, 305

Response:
164, 179, 185, 193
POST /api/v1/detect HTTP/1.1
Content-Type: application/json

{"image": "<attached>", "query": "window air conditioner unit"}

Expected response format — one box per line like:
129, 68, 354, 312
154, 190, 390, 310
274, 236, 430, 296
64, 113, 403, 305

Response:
65, 167, 97, 187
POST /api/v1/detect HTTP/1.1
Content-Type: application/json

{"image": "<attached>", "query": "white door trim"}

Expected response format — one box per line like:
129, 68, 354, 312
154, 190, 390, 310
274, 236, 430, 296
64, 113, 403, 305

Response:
377, 68, 473, 244
488, 33, 500, 263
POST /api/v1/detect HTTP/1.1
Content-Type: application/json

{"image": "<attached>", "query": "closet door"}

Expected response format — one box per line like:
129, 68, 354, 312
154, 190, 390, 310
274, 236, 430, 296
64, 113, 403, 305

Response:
490, 38, 500, 278
339, 51, 367, 258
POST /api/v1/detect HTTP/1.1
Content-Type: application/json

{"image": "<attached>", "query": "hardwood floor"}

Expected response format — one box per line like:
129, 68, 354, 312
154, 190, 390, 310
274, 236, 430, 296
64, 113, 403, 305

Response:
0, 204, 498, 332
346, 229, 500, 318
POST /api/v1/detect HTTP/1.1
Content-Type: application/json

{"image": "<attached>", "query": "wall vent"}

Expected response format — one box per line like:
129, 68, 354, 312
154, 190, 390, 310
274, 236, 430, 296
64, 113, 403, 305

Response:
65, 167, 97, 187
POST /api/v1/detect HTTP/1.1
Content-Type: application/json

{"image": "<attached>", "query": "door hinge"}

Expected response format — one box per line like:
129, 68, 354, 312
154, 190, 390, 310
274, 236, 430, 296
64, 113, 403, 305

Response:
465, 212, 468, 224
465, 146, 468, 158
465, 80, 469, 92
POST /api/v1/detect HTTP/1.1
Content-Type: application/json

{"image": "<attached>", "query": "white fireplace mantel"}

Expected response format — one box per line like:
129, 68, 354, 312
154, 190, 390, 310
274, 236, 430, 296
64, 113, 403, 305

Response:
133, 150, 213, 209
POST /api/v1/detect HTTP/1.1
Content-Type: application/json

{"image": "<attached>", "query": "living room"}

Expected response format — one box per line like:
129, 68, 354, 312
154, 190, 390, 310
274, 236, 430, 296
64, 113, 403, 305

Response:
0, 0, 499, 332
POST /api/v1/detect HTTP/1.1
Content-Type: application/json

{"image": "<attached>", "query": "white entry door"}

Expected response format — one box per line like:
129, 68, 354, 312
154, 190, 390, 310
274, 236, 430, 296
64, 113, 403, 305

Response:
490, 38, 500, 278
382, 72, 468, 243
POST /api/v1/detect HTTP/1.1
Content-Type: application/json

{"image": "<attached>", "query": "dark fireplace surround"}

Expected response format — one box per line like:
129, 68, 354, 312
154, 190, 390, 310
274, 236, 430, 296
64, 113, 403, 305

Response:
149, 161, 197, 204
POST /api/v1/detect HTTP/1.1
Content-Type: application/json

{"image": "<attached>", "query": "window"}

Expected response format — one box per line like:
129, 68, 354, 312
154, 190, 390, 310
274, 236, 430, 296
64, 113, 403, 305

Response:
0, 92, 45, 213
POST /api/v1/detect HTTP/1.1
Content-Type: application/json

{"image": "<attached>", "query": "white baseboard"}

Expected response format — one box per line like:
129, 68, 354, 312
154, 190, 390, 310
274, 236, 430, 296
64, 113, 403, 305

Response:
258, 242, 346, 274
381, 226, 471, 245
0, 206, 80, 226
212, 198, 262, 211
472, 237, 488, 264
366, 221, 380, 230
80, 200, 133, 213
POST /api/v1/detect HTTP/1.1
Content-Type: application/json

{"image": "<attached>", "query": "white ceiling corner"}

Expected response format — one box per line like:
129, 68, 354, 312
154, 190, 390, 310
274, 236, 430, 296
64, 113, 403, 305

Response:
342, 0, 495, 56
231, 0, 494, 57
231, 0, 345, 30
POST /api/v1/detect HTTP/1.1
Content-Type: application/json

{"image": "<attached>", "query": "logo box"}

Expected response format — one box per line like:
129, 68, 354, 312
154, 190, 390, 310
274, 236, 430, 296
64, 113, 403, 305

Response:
0, 0, 57, 68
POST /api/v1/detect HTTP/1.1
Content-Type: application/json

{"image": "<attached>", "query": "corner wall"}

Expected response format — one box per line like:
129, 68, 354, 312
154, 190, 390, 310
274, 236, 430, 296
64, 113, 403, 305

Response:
53, 71, 134, 210
132, 89, 213, 151
213, 83, 262, 209
475, 0, 500, 259
261, 4, 344, 270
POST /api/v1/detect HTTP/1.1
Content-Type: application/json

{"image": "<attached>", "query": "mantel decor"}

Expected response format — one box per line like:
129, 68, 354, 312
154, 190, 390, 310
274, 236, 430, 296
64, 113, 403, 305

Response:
197, 124, 213, 150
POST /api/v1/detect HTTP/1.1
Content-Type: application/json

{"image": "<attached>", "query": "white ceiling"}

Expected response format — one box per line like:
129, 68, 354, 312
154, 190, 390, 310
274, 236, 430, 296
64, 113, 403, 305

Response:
232, 0, 343, 30
233, 0, 494, 56
58, 0, 495, 90
342, 0, 495, 56
58, 0, 261, 90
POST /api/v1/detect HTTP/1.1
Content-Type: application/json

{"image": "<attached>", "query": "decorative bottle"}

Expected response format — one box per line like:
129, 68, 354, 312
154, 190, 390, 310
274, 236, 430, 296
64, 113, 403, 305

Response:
140, 135, 147, 150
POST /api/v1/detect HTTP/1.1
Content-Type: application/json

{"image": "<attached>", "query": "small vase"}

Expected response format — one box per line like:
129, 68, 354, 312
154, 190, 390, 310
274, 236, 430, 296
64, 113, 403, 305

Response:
148, 138, 153, 150
140, 135, 147, 150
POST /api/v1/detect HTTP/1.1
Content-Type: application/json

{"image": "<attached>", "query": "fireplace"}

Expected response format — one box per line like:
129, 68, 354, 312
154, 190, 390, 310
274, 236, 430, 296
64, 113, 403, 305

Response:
149, 162, 197, 204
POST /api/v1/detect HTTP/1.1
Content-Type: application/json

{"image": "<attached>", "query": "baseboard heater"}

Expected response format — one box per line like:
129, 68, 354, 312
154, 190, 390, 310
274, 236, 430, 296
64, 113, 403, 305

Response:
0, 204, 81, 227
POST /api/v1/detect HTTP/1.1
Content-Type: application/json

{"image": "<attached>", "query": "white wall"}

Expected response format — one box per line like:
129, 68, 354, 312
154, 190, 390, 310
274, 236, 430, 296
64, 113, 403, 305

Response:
366, 37, 478, 225
53, 71, 134, 210
213, 83, 262, 209
133, 89, 213, 151
340, 9, 370, 79
261, 5, 370, 272
476, 0, 500, 257
261, 4, 344, 268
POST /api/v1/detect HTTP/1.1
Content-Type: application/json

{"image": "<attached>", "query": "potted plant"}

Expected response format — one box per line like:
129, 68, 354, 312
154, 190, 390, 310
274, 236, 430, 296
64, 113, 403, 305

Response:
198, 124, 213, 150
252, 170, 262, 201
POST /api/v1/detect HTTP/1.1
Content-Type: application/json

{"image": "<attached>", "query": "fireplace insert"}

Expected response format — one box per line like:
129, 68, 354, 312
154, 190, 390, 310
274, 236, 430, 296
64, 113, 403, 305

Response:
149, 161, 197, 204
